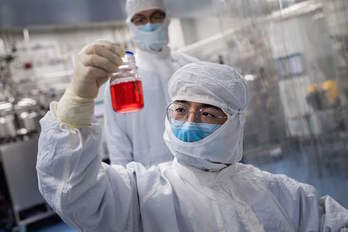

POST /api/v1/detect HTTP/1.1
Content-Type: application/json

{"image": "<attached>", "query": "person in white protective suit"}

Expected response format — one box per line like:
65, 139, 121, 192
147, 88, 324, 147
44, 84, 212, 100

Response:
37, 61, 348, 232
103, 0, 198, 166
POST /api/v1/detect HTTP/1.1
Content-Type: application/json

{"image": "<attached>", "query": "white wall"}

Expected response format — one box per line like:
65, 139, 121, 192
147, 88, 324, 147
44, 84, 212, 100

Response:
323, 0, 348, 37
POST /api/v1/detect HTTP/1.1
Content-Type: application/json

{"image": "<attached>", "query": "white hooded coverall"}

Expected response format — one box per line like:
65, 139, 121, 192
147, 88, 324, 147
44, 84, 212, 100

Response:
104, 48, 198, 166
104, 0, 198, 166
37, 62, 348, 232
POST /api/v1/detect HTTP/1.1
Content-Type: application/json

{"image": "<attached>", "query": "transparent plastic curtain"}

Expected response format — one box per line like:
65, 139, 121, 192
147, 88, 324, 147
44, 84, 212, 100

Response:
211, 0, 348, 207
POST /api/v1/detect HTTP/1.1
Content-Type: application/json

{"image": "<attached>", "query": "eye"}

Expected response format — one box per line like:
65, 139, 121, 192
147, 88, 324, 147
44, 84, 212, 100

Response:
202, 112, 217, 118
132, 17, 147, 25
174, 107, 187, 114
151, 11, 166, 22
201, 108, 226, 119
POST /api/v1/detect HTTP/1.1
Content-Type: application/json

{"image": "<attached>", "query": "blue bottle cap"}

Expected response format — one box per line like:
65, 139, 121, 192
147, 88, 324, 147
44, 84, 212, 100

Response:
125, 50, 134, 56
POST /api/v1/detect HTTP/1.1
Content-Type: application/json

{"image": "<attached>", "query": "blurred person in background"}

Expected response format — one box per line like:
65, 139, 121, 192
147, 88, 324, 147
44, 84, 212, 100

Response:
103, 0, 198, 166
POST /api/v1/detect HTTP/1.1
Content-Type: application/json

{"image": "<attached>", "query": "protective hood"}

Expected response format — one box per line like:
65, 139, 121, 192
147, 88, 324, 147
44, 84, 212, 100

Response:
126, 0, 169, 52
163, 62, 249, 171
126, 0, 166, 21
128, 18, 169, 52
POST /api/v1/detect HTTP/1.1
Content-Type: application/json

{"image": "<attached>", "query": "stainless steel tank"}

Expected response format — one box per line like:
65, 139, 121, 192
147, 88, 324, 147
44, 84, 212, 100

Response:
15, 98, 40, 134
0, 102, 17, 139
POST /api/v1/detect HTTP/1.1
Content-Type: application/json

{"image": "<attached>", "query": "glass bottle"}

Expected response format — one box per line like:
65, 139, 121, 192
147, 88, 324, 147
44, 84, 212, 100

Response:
109, 51, 144, 113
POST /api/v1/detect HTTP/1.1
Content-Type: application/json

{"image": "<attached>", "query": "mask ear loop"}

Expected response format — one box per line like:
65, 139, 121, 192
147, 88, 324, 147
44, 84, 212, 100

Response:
225, 108, 245, 127
239, 112, 246, 126
225, 79, 248, 125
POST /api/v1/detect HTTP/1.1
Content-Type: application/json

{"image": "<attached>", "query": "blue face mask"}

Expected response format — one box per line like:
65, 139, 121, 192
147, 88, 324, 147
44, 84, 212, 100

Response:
137, 23, 161, 32
131, 21, 169, 52
170, 121, 221, 143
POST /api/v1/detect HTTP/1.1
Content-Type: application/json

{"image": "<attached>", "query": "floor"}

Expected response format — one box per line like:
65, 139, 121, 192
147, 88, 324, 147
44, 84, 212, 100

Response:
30, 144, 348, 231
30, 223, 75, 232
27, 216, 75, 232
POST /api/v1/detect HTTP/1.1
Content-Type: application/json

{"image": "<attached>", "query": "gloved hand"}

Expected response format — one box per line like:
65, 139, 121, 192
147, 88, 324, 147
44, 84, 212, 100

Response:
55, 40, 124, 128
71, 40, 123, 99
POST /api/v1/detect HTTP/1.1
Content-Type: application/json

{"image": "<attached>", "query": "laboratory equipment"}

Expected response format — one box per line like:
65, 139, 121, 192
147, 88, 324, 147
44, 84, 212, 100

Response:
0, 102, 16, 139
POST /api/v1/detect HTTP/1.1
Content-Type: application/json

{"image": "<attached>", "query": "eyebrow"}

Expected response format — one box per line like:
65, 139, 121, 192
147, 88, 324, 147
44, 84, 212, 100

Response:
175, 100, 222, 111
131, 15, 146, 21
131, 10, 165, 20
201, 104, 221, 111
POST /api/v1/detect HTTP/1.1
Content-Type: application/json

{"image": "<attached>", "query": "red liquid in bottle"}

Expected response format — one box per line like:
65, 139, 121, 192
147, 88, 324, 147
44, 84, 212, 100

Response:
110, 80, 144, 113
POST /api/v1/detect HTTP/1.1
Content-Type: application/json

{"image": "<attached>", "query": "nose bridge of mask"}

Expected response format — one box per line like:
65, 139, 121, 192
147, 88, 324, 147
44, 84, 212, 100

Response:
137, 23, 161, 32
171, 121, 221, 143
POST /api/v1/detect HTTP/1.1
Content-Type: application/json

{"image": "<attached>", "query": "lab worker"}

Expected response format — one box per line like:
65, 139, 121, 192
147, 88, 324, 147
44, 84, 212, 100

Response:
103, 0, 198, 166
37, 62, 348, 232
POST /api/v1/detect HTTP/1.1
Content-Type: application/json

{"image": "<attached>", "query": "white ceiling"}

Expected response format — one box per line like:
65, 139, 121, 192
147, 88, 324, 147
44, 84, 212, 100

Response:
0, 0, 214, 28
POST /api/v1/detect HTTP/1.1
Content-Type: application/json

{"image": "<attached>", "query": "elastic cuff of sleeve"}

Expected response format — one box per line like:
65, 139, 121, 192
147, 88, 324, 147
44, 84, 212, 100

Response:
55, 86, 95, 128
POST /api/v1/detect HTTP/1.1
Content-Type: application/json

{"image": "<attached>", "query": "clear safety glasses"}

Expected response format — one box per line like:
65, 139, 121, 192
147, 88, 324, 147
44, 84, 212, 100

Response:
166, 102, 228, 126
131, 10, 166, 26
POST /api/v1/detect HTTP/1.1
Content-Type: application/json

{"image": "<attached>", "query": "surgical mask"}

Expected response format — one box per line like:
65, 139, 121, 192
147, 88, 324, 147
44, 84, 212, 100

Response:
137, 23, 161, 32
129, 19, 169, 52
164, 113, 245, 171
170, 121, 221, 143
